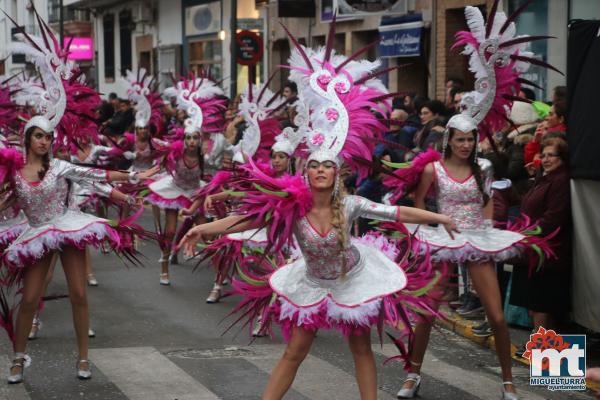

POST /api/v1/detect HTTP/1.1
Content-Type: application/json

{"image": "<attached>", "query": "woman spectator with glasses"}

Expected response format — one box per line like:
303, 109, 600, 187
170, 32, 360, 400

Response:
510, 138, 572, 333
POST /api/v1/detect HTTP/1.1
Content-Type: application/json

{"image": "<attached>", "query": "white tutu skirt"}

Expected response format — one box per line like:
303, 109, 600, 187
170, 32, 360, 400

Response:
145, 176, 197, 210
269, 241, 407, 336
0, 216, 28, 249
407, 224, 525, 263
4, 210, 118, 269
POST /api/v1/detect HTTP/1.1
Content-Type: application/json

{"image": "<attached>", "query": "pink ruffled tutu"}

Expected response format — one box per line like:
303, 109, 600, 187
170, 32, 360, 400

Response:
145, 175, 200, 210
4, 210, 119, 269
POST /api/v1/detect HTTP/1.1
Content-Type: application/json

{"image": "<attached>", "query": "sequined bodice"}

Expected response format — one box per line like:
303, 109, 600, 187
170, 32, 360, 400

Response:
13, 160, 108, 227
14, 167, 70, 227
295, 217, 361, 280
132, 147, 154, 171
172, 158, 203, 190
434, 161, 490, 229
293, 195, 398, 280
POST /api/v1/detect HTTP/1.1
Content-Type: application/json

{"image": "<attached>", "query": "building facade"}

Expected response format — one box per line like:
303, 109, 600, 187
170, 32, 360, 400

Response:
4, 1, 598, 101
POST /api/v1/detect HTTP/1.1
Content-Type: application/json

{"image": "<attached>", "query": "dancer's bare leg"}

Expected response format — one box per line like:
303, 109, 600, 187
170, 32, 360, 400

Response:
468, 261, 515, 394
262, 327, 315, 400
349, 331, 377, 400
11, 253, 54, 375
60, 246, 90, 362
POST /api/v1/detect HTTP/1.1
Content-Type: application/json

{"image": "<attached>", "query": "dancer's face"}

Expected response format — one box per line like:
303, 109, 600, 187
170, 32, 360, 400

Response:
135, 126, 150, 142
29, 127, 53, 157
448, 129, 476, 160
270, 152, 289, 174
306, 160, 336, 190
185, 132, 200, 150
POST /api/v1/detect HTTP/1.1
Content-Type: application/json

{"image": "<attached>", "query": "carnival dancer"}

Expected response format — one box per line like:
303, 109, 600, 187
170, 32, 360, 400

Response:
390, 4, 559, 399
146, 73, 228, 285
179, 21, 459, 400
188, 82, 291, 303
1, 9, 158, 383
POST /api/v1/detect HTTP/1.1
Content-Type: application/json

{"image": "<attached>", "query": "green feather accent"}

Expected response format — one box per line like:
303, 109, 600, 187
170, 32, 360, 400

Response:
253, 183, 289, 197
235, 265, 267, 286
223, 189, 246, 197
522, 226, 542, 236
380, 159, 410, 169
403, 272, 441, 297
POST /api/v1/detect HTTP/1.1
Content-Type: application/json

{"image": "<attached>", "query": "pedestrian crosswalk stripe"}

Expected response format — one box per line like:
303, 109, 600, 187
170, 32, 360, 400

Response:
89, 347, 219, 400
0, 356, 31, 400
246, 344, 396, 399
373, 344, 548, 400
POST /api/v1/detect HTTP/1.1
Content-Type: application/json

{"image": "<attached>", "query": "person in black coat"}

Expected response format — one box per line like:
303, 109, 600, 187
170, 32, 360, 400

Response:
510, 138, 572, 331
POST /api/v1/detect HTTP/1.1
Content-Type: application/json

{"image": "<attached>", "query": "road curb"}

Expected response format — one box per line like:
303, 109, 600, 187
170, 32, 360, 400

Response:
436, 307, 600, 394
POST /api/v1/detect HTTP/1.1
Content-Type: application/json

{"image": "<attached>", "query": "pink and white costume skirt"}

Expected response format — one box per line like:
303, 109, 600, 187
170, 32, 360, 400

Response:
145, 176, 204, 210
407, 224, 530, 263
0, 214, 28, 251
4, 210, 119, 269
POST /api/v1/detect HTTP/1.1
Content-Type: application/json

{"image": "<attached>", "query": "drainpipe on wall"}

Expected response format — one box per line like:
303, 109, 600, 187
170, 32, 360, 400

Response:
230, 0, 237, 99
429, 0, 437, 99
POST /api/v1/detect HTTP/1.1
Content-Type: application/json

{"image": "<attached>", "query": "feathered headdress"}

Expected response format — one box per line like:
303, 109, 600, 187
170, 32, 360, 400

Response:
120, 69, 164, 133
0, 77, 18, 135
231, 81, 286, 164
6, 5, 101, 152
282, 17, 393, 180
272, 95, 309, 157
163, 70, 228, 136
445, 0, 561, 148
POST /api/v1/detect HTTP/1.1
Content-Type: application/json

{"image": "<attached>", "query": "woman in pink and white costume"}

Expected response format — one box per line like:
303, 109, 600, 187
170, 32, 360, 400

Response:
2, 12, 157, 384
147, 73, 228, 285
395, 4, 558, 399
198, 82, 292, 303
180, 23, 459, 400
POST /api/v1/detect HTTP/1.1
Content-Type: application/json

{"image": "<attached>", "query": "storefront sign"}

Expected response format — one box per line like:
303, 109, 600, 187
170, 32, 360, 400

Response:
236, 30, 263, 66
238, 18, 264, 31
64, 37, 94, 60
378, 21, 423, 58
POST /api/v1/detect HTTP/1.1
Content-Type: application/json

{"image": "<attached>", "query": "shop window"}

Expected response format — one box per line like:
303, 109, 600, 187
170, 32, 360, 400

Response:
188, 37, 223, 79
119, 10, 133, 76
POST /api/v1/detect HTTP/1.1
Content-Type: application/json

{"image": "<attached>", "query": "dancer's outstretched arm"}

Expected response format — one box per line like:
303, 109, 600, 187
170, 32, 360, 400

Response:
179, 215, 258, 256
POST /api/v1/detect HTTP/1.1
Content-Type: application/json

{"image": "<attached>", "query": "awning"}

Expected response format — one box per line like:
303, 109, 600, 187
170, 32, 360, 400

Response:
378, 21, 424, 58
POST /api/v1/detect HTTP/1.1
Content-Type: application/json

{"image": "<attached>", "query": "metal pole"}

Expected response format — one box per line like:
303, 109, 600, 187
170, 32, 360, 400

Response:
59, 0, 64, 46
230, 0, 237, 99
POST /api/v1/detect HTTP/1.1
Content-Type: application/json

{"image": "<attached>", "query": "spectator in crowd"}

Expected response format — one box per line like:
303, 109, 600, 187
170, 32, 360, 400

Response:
108, 92, 119, 112
451, 89, 466, 114
96, 101, 114, 125
511, 138, 572, 336
418, 100, 445, 126
519, 87, 536, 101
103, 98, 135, 137
374, 106, 414, 163
415, 118, 446, 153
402, 93, 417, 114
282, 80, 298, 100
524, 100, 567, 165
504, 101, 540, 196
552, 85, 567, 104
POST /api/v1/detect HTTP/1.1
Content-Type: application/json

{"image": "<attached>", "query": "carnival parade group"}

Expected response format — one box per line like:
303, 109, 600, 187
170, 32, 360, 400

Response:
0, 2, 563, 399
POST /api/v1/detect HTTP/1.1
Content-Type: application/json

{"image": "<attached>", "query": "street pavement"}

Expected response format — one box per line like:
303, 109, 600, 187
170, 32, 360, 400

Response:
0, 211, 596, 400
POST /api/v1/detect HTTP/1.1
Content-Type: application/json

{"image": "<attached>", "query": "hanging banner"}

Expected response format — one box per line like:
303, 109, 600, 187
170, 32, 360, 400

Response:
378, 21, 423, 58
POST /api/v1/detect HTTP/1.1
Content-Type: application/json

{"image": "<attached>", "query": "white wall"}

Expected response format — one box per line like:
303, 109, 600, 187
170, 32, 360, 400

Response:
547, 0, 568, 98
157, 0, 181, 47
1, 0, 50, 75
